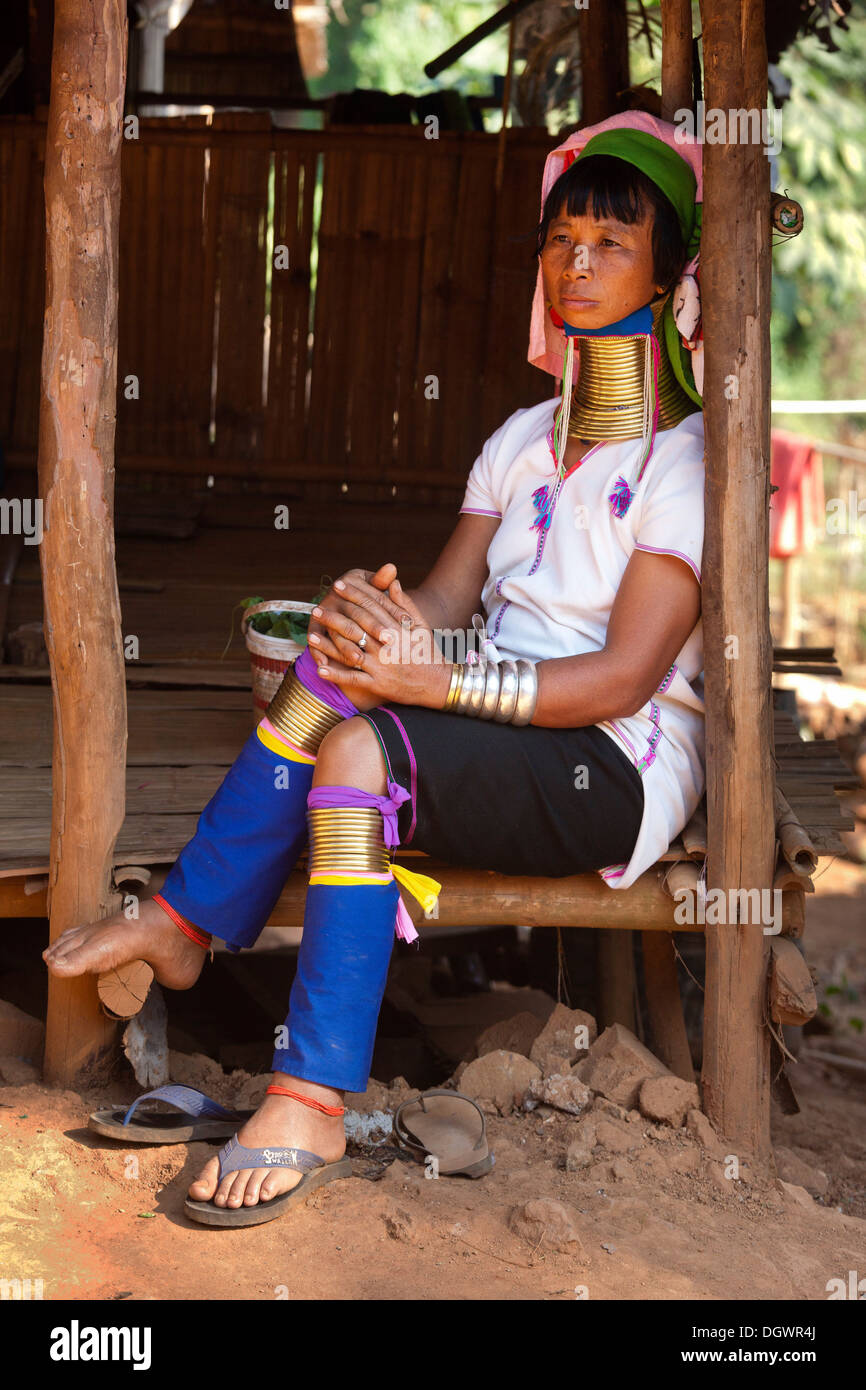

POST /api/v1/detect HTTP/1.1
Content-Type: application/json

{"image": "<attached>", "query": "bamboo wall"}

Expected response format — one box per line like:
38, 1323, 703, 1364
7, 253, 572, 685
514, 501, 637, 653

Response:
0, 116, 554, 490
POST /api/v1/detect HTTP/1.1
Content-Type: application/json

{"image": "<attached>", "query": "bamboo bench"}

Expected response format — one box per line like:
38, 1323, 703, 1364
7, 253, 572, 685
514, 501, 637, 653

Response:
1, 658, 856, 1105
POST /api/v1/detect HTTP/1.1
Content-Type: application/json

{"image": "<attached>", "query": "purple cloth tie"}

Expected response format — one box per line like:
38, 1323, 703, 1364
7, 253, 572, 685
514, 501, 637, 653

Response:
307, 783, 411, 850
294, 646, 359, 720
306, 783, 417, 942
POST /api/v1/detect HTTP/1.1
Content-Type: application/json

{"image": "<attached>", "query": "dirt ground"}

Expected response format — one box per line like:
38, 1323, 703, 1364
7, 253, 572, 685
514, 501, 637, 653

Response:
2, 852, 864, 1303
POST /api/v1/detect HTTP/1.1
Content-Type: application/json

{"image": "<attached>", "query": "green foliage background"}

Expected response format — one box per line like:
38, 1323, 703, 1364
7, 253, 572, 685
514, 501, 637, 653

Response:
772, 11, 866, 429
308, 1, 507, 109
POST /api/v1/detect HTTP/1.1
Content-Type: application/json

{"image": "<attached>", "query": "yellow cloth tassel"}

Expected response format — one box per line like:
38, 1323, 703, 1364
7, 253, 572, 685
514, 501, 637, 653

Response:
391, 862, 442, 916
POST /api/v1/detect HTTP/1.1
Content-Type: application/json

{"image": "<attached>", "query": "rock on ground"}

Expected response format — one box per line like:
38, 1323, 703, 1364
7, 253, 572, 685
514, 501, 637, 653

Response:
0, 1056, 41, 1085
459, 1050, 541, 1115
0, 1001, 44, 1061
774, 1145, 830, 1197
777, 1179, 815, 1210
685, 1108, 724, 1155
595, 1118, 644, 1154
639, 1075, 700, 1127
526, 1071, 592, 1116
565, 1141, 594, 1171
475, 1011, 546, 1061
529, 1003, 598, 1077
344, 1079, 392, 1114
564, 1114, 599, 1171
591, 1095, 637, 1123
573, 1022, 671, 1108
508, 1197, 584, 1255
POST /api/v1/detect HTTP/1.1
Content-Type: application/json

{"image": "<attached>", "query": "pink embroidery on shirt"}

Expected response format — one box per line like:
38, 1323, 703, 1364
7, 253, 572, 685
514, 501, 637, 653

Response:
657, 662, 677, 693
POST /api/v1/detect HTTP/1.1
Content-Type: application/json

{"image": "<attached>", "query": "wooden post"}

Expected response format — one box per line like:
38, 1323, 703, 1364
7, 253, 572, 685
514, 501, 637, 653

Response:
641, 931, 695, 1083
660, 0, 693, 122
578, 0, 630, 126
699, 0, 774, 1156
494, 14, 517, 195
596, 932, 637, 1032
38, 0, 129, 1084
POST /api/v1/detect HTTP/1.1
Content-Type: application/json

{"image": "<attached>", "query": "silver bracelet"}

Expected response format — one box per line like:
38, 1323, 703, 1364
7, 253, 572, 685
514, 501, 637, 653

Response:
493, 659, 519, 723
467, 659, 488, 716
445, 657, 538, 725
480, 660, 501, 718
454, 660, 484, 716
512, 658, 538, 726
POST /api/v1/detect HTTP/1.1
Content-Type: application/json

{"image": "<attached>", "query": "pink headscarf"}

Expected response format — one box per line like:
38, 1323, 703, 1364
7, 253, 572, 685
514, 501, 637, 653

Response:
528, 111, 704, 380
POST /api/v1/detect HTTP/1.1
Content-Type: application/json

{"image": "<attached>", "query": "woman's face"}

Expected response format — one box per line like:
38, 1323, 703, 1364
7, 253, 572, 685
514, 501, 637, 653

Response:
540, 198, 661, 332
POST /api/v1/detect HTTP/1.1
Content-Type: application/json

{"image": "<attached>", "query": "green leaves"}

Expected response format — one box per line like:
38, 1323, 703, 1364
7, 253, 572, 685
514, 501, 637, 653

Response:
239, 585, 330, 644
241, 597, 309, 643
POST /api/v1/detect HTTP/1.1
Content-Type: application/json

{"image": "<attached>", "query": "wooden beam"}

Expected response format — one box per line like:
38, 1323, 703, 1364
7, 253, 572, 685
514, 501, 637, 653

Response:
699, 0, 774, 1156
38, 0, 129, 1085
660, 0, 693, 122
424, 0, 538, 80
269, 864, 703, 931
3, 870, 808, 943
263, 865, 804, 933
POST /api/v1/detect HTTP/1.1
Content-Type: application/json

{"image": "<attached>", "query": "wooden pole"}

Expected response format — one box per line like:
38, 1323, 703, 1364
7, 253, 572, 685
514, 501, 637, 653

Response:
596, 931, 637, 1032
660, 0, 693, 122
699, 0, 774, 1156
578, 0, 630, 126
39, 0, 129, 1085
641, 931, 695, 1082
494, 14, 517, 195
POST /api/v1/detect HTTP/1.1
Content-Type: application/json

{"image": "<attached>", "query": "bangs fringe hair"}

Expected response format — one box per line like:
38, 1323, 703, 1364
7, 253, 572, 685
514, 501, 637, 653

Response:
535, 153, 685, 291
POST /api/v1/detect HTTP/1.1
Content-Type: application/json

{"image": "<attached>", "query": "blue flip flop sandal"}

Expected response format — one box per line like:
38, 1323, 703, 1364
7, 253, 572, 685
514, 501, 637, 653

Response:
184, 1135, 353, 1227
89, 1084, 256, 1145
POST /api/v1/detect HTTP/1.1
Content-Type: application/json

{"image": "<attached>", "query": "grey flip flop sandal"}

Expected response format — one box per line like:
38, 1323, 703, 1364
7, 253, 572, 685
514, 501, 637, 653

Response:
89, 1084, 255, 1145
394, 1089, 495, 1178
184, 1135, 353, 1227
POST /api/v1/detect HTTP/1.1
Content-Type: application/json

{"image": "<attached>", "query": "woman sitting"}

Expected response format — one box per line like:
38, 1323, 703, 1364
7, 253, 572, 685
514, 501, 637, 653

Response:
45, 112, 707, 1225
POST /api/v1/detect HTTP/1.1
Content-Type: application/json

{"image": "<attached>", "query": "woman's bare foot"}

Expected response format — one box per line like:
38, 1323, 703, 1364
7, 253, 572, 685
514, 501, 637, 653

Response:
42, 896, 206, 991
188, 1074, 346, 1209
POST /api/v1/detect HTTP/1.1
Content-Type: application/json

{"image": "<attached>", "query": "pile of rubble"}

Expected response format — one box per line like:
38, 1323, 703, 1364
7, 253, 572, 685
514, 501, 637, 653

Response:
357, 1003, 831, 1210
2, 988, 835, 1212
456, 1008, 724, 1183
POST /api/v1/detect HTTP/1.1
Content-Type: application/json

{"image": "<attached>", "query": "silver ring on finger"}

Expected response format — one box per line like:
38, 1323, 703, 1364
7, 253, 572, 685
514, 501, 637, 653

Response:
358, 632, 368, 651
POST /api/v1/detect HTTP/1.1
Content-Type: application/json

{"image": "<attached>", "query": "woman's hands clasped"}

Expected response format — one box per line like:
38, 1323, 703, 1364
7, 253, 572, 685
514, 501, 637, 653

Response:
306, 562, 450, 712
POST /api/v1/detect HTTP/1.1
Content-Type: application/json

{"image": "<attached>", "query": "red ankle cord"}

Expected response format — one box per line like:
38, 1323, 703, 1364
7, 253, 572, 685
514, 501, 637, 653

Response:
266, 1084, 345, 1116
152, 893, 213, 950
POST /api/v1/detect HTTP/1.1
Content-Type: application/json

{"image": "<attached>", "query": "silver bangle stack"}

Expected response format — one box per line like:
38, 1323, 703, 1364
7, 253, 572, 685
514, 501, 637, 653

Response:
442, 657, 538, 726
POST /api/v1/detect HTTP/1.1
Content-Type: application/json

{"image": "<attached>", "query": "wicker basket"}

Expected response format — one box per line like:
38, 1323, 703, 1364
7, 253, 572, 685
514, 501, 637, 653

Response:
242, 599, 316, 716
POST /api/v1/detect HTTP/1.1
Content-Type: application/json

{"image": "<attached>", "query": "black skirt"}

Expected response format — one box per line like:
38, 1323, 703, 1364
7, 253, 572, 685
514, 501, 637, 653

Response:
360, 703, 644, 878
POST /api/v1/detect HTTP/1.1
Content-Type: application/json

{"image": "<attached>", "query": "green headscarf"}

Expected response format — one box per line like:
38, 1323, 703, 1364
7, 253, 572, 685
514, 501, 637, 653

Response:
575, 128, 703, 406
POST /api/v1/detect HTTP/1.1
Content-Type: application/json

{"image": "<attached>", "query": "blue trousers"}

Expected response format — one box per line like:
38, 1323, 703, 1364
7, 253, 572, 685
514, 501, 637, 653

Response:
272, 880, 398, 1093
159, 728, 314, 952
